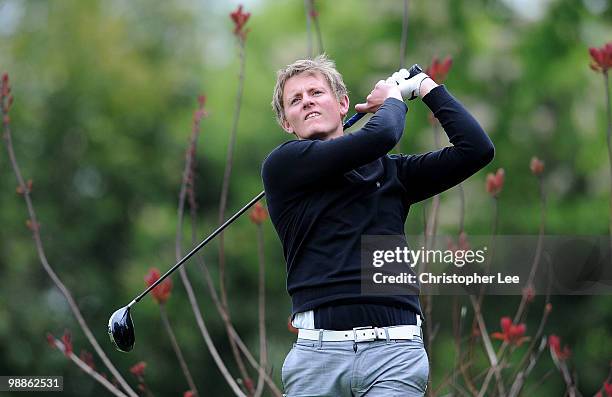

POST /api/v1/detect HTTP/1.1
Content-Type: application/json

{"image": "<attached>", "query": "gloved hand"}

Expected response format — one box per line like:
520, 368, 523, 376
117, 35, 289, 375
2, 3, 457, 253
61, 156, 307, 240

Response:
385, 65, 431, 101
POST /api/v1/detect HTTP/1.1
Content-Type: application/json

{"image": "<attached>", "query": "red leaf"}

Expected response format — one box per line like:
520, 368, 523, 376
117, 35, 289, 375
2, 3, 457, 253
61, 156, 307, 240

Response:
243, 377, 254, 393
249, 201, 268, 225
590, 47, 603, 64
500, 317, 512, 334
510, 323, 526, 339
426, 56, 453, 83
197, 94, 206, 108
589, 42, 612, 73
549, 334, 571, 360
530, 157, 544, 176
486, 174, 495, 194
230, 5, 251, 40
494, 317, 527, 346
522, 285, 535, 302
130, 361, 146, 377
486, 168, 505, 197
46, 333, 56, 349
80, 350, 95, 370
61, 329, 73, 357
144, 268, 172, 305
604, 381, 612, 397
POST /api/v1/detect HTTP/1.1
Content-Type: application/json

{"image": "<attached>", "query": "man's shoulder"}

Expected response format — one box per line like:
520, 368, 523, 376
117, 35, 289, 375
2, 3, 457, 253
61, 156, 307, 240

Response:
266, 139, 300, 156
262, 140, 302, 180
262, 139, 314, 169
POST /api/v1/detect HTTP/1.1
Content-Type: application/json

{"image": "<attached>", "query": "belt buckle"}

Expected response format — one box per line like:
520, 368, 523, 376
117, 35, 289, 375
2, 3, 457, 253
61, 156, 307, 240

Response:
352, 326, 376, 342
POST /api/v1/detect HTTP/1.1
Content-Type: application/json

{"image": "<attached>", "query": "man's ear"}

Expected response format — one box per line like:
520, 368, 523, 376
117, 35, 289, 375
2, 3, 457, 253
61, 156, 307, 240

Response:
281, 118, 294, 134
339, 94, 350, 118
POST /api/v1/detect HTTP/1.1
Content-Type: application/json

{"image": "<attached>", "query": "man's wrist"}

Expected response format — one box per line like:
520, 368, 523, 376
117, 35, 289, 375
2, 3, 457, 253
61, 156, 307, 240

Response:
388, 86, 403, 102
419, 78, 438, 98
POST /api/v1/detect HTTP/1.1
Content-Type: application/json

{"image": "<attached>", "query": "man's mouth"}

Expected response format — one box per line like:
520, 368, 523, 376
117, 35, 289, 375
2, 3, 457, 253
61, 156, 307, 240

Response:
305, 112, 321, 121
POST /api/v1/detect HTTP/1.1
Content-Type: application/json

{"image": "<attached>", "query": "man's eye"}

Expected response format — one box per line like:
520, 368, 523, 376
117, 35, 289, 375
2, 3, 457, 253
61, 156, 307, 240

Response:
314, 90, 322, 95
291, 98, 299, 105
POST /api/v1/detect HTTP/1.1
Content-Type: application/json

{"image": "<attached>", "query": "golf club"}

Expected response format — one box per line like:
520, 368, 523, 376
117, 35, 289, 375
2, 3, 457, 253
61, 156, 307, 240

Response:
108, 64, 423, 353
108, 191, 264, 352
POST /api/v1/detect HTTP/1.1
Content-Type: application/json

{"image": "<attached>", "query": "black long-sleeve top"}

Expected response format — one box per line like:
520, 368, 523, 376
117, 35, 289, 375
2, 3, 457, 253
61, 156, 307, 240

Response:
262, 85, 495, 325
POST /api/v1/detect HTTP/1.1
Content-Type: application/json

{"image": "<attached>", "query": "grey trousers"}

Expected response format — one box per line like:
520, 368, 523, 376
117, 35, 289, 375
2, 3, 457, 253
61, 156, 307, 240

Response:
281, 334, 429, 396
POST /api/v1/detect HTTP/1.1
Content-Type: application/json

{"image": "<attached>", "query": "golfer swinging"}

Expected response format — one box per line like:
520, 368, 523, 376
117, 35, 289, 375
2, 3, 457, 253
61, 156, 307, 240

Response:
262, 55, 494, 396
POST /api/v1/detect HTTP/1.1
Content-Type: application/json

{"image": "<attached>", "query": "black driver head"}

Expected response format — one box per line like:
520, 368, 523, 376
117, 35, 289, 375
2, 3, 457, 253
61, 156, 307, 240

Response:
108, 306, 135, 352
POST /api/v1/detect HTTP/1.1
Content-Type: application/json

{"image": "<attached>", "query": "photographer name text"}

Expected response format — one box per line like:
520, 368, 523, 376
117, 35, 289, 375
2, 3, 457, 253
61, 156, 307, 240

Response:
372, 272, 520, 286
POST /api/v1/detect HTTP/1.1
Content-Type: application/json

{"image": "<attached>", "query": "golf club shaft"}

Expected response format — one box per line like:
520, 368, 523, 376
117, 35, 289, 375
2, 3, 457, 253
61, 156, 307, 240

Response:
127, 98, 377, 307
343, 112, 366, 130
129, 190, 265, 307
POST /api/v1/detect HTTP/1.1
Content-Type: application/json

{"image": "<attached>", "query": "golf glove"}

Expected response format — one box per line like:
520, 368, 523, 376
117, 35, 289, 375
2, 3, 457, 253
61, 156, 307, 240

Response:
386, 66, 430, 101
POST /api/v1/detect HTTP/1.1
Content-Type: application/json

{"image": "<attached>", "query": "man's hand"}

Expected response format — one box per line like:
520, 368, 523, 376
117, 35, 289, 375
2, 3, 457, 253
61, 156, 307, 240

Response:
354, 80, 403, 114
388, 69, 433, 101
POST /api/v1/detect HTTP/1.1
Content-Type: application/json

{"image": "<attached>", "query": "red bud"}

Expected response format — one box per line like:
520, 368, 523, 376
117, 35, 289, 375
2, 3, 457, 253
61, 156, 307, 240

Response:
61, 329, 73, 357
130, 361, 146, 377
249, 201, 268, 225
589, 42, 612, 73
46, 333, 56, 349
197, 94, 206, 107
530, 157, 544, 176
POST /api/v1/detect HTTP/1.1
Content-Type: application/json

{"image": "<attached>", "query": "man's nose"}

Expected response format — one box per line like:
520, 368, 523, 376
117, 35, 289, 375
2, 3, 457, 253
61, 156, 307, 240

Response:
302, 95, 315, 108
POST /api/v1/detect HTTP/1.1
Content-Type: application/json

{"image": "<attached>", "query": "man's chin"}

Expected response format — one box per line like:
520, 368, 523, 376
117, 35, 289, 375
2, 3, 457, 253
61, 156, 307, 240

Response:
301, 126, 337, 141
295, 125, 341, 141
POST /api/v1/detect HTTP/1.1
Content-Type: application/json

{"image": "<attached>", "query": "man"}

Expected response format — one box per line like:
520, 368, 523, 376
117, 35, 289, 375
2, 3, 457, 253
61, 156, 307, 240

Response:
262, 55, 494, 396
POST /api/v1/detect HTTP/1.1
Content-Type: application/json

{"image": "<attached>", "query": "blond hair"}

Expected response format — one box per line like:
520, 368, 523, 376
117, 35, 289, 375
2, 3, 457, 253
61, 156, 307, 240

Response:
271, 54, 348, 126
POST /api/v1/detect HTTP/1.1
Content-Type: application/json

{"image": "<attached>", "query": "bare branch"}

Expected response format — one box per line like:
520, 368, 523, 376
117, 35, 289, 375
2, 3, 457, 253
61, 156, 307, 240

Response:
50, 337, 128, 397
216, 35, 254, 395
0, 74, 137, 397
254, 224, 268, 397
159, 305, 199, 396
174, 97, 246, 397
470, 296, 506, 397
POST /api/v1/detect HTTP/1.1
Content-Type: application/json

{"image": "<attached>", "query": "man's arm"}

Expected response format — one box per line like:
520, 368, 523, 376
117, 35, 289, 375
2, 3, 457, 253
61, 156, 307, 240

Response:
263, 94, 407, 194
397, 85, 495, 204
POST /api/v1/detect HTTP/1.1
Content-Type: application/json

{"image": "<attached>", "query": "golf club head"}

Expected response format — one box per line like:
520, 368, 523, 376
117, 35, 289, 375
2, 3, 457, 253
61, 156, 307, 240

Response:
108, 306, 135, 353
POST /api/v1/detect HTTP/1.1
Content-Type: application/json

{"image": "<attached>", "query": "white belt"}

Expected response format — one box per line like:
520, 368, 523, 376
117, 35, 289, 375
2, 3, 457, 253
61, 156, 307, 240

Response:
297, 325, 422, 342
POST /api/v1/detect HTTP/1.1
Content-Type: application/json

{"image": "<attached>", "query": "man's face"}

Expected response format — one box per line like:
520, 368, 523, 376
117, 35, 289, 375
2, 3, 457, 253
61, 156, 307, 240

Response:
282, 71, 349, 140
